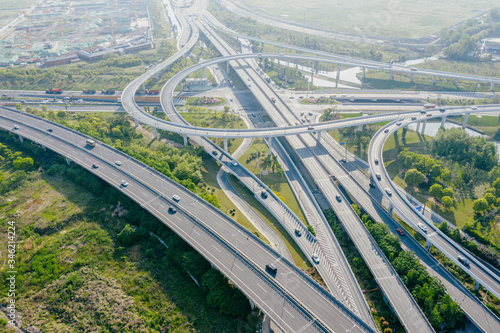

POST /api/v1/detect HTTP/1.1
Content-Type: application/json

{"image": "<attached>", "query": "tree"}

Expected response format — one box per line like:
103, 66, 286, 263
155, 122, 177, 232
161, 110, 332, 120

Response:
484, 193, 496, 206
57, 110, 67, 117
15, 104, 23, 111
472, 198, 489, 214
42, 105, 48, 112
429, 164, 442, 180
442, 196, 453, 209
12, 157, 34, 170
441, 188, 454, 198
429, 184, 443, 199
405, 169, 426, 186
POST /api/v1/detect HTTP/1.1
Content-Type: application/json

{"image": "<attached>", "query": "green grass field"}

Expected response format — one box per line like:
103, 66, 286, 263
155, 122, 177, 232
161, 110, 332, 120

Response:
239, 0, 497, 38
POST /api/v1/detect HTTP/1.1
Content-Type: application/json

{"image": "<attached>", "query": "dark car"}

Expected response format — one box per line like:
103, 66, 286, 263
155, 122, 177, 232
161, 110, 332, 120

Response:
266, 263, 277, 274
47, 128, 53, 132
458, 255, 470, 267
169, 206, 177, 213
295, 228, 302, 237
439, 108, 446, 113
261, 191, 268, 199
212, 150, 218, 156
92, 163, 98, 168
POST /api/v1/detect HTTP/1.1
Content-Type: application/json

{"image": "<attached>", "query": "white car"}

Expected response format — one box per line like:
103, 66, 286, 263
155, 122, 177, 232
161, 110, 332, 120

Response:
13, 125, 19, 130
385, 188, 392, 196
121, 180, 128, 187
115, 161, 121, 166
231, 160, 238, 166
173, 195, 180, 201
418, 223, 427, 232
312, 253, 320, 264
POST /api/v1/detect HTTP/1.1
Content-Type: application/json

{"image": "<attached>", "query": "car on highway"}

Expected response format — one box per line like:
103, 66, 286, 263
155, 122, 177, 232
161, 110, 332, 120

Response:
266, 263, 277, 274
231, 160, 238, 166
121, 180, 128, 187
426, 113, 432, 117
336, 194, 342, 202
261, 191, 268, 199
369, 182, 376, 188
411, 67, 417, 71
458, 255, 470, 267
295, 121, 300, 125
385, 188, 392, 196
471, 106, 477, 110
248, 84, 252, 87
312, 253, 320, 264
47, 128, 53, 132
173, 195, 180, 201
13, 125, 19, 130
396, 122, 402, 126
169, 206, 177, 213
92, 163, 98, 168
439, 108, 446, 113
212, 150, 218, 156
384, 129, 389, 133
376, 173, 381, 180
396, 228, 405, 236
420, 110, 427, 114
374, 158, 379, 165
411, 116, 417, 121
247, 78, 251, 81
308, 112, 313, 116
418, 223, 427, 233
295, 228, 302, 237
115, 161, 121, 166
252, 114, 256, 118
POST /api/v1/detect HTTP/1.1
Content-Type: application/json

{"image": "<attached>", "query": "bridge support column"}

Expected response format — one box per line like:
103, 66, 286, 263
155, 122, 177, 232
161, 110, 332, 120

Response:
41, 145, 46, 151
410, 73, 414, 83
223, 138, 228, 152
425, 238, 432, 251
462, 113, 470, 128
335, 64, 341, 88
491, 83, 495, 91
180, 81, 183, 92
310, 61, 315, 86
317, 131, 322, 143
202, 67, 206, 78
155, 72, 159, 80
183, 135, 188, 146
441, 115, 447, 126
66, 157, 71, 166
18, 135, 23, 143
421, 120, 427, 135
268, 137, 273, 155
432, 76, 435, 85
455, 78, 458, 86
262, 58, 266, 71
362, 67, 366, 79
474, 281, 481, 291
249, 299, 255, 309
388, 202, 394, 214
358, 124, 363, 132
416, 121, 421, 132
134, 118, 139, 127
141, 83, 146, 92
226, 62, 230, 74
389, 71, 393, 80
153, 127, 158, 139
277, 47, 280, 54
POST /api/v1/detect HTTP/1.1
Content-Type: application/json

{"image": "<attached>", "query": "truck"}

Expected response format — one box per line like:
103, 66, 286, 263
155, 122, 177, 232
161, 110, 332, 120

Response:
101, 89, 116, 95
83, 89, 96, 94
86, 139, 96, 147
146, 89, 160, 95
271, 97, 276, 103
424, 103, 436, 109
46, 88, 63, 94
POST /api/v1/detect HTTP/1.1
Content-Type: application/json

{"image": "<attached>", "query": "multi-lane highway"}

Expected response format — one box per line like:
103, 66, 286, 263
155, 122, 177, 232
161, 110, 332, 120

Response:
0, 106, 376, 333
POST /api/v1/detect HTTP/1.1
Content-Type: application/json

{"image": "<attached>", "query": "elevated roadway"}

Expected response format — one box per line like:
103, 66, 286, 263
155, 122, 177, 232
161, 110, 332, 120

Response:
0, 107, 376, 333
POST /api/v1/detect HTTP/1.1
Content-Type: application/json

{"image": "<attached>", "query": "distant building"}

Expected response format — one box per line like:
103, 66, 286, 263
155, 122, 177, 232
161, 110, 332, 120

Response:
484, 38, 500, 54
43, 54, 80, 67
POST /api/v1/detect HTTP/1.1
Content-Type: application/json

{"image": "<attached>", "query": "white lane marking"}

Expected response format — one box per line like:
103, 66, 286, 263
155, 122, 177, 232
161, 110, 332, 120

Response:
256, 283, 267, 293
211, 244, 221, 252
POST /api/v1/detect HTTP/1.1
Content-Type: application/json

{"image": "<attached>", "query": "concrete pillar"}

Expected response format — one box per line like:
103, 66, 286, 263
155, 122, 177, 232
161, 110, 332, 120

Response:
441, 115, 447, 126
180, 81, 183, 92
277, 47, 280, 54
223, 138, 228, 152
268, 137, 273, 155
317, 131, 322, 143
141, 83, 146, 91
421, 120, 427, 134
462, 113, 470, 128
202, 67, 206, 78
362, 67, 366, 79
183, 135, 188, 146
41, 145, 46, 151
155, 72, 159, 80
474, 281, 480, 291
66, 157, 71, 166
416, 121, 421, 132
388, 202, 394, 214
432, 76, 435, 85
134, 118, 139, 127
153, 127, 158, 139
491, 83, 495, 91
425, 238, 432, 251
18, 135, 23, 143
358, 124, 363, 132
410, 73, 414, 83
389, 71, 393, 80
310, 61, 315, 86
335, 64, 341, 88
249, 299, 255, 309
263, 58, 266, 71
455, 78, 458, 86
226, 62, 230, 74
